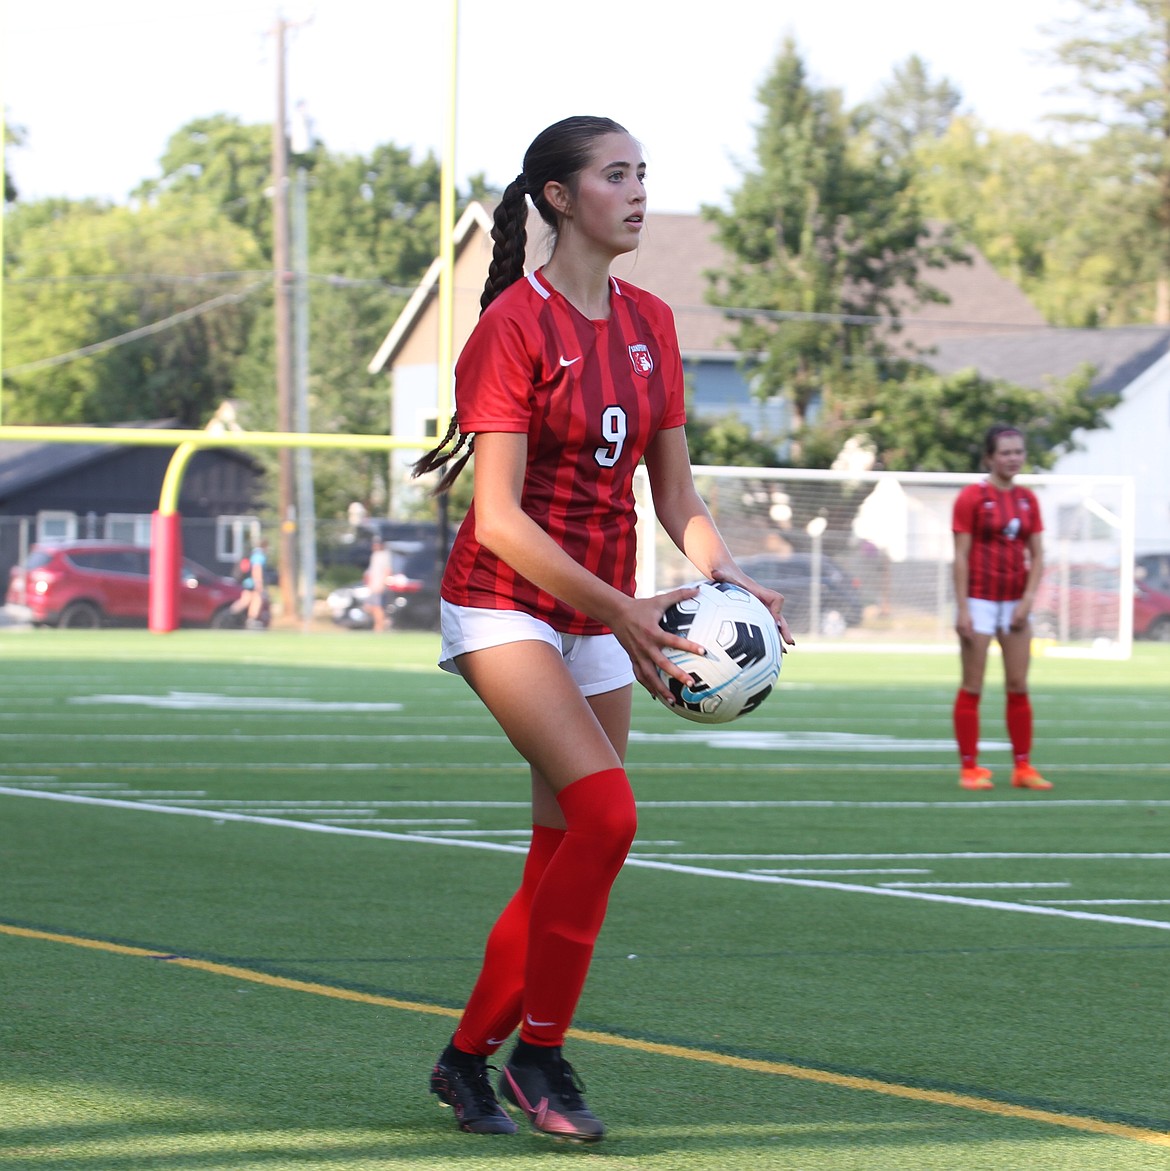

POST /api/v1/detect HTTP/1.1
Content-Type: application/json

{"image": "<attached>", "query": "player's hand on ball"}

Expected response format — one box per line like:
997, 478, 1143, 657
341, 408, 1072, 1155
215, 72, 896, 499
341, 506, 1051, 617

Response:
711, 566, 795, 649
611, 587, 705, 704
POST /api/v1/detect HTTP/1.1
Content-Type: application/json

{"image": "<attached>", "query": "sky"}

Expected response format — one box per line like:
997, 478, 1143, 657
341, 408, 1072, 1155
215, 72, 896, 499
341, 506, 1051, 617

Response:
4, 0, 1082, 215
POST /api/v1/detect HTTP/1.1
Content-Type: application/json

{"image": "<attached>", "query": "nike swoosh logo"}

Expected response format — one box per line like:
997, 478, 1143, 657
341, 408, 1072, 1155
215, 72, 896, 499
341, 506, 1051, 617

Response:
525, 1014, 557, 1028
559, 355, 581, 367
486, 1036, 509, 1047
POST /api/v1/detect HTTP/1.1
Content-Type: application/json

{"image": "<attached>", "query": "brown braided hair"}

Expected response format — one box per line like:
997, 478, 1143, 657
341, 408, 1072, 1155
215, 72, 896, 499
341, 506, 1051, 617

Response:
411, 116, 630, 493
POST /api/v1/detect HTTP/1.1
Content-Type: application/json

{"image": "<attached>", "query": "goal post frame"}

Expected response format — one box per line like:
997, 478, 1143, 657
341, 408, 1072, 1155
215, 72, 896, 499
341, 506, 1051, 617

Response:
635, 465, 1137, 659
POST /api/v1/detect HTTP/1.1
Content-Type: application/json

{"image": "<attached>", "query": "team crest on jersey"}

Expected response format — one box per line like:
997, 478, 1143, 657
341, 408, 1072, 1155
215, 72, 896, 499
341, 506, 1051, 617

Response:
628, 343, 654, 377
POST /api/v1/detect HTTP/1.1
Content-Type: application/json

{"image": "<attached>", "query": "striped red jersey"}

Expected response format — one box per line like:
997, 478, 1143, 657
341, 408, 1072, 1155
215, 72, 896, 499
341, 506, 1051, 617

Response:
441, 267, 687, 635
952, 481, 1044, 601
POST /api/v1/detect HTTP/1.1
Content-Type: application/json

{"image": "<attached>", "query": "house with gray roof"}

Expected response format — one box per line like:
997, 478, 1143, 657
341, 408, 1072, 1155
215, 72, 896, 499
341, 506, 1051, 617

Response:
367, 203, 1168, 554
368, 204, 1045, 492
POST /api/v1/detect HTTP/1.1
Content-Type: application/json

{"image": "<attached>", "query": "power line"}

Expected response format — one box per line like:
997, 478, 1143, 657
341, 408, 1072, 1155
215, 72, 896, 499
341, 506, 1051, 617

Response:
5, 271, 272, 287
1, 281, 267, 377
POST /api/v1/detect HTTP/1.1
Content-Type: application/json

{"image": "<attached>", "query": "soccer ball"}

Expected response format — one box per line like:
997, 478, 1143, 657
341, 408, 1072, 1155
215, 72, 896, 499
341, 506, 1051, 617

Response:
656, 580, 783, 724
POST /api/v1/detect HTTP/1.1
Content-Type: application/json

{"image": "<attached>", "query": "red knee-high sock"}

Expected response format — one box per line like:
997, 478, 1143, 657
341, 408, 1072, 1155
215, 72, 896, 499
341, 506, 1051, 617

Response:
1006, 691, 1033, 764
954, 689, 981, 769
451, 824, 565, 1057
519, 768, 637, 1048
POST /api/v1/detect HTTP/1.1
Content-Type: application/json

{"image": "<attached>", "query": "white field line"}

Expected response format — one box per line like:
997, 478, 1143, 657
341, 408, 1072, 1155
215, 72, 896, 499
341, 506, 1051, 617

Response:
2, 785, 1169, 933
637, 852, 1170, 859
3, 783, 1170, 813
877, 881, 1071, 889
1030, 899, 1170, 906
5, 761, 1170, 775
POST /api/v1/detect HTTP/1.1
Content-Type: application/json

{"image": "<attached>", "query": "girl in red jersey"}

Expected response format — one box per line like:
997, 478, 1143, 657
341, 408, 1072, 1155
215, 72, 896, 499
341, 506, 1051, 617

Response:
952, 424, 1051, 791
414, 116, 793, 1142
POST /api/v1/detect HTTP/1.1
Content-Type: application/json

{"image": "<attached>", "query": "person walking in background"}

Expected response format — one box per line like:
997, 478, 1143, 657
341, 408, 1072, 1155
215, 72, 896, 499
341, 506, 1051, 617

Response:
413, 115, 792, 1143
952, 424, 1050, 791
230, 537, 269, 629
364, 536, 391, 632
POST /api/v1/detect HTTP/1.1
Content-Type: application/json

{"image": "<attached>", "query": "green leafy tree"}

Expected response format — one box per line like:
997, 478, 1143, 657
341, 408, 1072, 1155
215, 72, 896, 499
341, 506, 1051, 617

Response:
705, 40, 963, 458
225, 138, 447, 521
684, 408, 782, 468
3, 198, 262, 425
914, 114, 1163, 327
855, 54, 962, 163
136, 116, 276, 259
1044, 0, 1170, 322
823, 364, 1117, 473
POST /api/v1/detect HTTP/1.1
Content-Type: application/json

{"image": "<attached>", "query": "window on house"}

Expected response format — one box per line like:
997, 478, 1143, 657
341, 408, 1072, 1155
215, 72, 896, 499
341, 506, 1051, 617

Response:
216, 516, 260, 568
36, 511, 77, 543
105, 513, 152, 544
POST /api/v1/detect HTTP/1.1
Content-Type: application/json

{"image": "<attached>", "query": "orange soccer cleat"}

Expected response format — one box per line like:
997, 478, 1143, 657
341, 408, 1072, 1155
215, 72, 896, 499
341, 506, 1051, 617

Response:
959, 767, 994, 790
1012, 764, 1053, 790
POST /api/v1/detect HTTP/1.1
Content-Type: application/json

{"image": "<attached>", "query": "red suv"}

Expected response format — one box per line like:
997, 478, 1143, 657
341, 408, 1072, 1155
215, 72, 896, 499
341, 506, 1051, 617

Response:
5, 541, 244, 629
1033, 565, 1170, 642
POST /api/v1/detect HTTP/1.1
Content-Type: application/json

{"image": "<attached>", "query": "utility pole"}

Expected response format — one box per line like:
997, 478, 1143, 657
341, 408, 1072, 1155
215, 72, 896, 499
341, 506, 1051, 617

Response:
291, 100, 317, 627
272, 15, 296, 621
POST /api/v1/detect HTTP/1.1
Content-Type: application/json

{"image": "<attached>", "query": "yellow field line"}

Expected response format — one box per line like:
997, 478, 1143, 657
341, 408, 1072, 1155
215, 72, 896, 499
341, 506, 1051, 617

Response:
4, 921, 1167, 1148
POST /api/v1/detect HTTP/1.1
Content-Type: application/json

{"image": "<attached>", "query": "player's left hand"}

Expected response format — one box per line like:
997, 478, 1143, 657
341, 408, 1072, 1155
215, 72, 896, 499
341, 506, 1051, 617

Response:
710, 567, 795, 649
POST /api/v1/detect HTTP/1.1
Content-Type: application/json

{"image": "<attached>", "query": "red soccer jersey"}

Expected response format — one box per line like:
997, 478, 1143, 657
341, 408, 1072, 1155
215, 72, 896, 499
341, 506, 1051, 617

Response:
441, 268, 687, 635
952, 481, 1044, 601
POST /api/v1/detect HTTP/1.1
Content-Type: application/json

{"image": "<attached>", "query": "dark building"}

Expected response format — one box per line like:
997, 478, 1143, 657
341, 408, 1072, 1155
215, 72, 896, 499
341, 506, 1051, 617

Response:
0, 424, 265, 587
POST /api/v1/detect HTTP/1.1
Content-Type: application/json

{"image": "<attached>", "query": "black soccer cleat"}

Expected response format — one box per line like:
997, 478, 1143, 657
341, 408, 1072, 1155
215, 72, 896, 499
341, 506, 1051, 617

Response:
498, 1049, 605, 1143
430, 1055, 518, 1135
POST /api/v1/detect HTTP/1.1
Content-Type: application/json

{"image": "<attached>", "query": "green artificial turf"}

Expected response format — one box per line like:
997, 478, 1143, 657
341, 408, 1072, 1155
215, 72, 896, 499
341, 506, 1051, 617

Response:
1, 630, 1167, 1169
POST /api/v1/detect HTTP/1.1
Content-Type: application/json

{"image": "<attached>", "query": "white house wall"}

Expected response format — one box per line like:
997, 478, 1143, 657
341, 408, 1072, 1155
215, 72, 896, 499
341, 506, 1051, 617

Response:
1052, 352, 1170, 556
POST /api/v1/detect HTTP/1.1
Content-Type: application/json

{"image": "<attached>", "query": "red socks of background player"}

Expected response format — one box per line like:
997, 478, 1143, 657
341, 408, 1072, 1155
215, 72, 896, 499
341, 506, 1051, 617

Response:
451, 767, 637, 1056
953, 688, 1034, 768
1005, 690, 1033, 764
953, 688, 981, 769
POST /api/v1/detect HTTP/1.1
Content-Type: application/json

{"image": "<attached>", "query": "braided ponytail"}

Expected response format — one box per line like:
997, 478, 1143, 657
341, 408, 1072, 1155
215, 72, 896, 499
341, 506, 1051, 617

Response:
412, 175, 529, 490
410, 415, 474, 495
481, 176, 530, 312
411, 116, 630, 494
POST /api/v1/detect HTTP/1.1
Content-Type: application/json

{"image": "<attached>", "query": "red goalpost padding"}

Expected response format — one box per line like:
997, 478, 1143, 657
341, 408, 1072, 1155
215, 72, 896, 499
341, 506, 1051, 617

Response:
148, 510, 183, 633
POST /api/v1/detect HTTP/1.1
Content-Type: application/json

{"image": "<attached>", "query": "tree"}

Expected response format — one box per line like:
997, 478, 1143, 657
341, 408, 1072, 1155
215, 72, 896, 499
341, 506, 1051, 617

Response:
136, 116, 276, 258
1044, 0, 1170, 322
704, 40, 963, 458
684, 409, 782, 468
855, 54, 962, 164
6, 113, 458, 521
824, 364, 1117, 473
224, 137, 447, 521
3, 197, 263, 425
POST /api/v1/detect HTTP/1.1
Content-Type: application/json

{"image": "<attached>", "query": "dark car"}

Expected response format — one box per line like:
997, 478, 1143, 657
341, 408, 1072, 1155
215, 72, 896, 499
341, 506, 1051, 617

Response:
735, 552, 865, 636
326, 532, 445, 631
1136, 552, 1170, 596
5, 541, 246, 629
1033, 564, 1170, 642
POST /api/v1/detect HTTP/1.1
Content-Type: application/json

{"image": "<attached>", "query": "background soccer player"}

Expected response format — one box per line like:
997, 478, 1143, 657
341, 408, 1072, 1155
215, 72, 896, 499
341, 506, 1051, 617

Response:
414, 115, 792, 1141
952, 424, 1051, 791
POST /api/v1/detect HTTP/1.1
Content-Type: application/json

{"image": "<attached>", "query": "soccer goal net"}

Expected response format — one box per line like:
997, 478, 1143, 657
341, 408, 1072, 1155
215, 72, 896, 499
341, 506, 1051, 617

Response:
634, 467, 1137, 658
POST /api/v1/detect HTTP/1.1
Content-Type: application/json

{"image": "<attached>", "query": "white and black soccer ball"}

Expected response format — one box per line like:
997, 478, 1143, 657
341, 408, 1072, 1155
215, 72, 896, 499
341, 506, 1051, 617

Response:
656, 580, 783, 724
